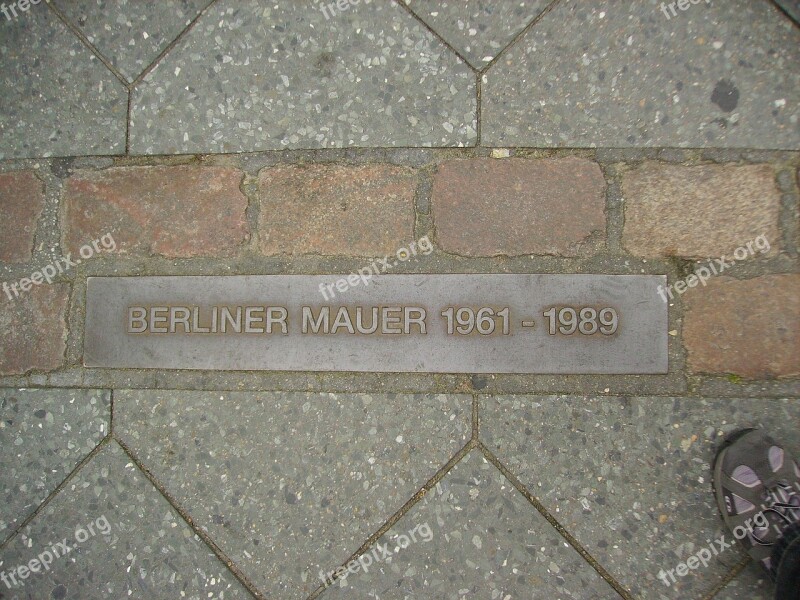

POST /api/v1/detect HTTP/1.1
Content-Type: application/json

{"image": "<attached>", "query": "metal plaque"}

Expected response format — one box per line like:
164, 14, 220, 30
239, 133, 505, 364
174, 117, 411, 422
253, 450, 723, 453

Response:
84, 274, 668, 373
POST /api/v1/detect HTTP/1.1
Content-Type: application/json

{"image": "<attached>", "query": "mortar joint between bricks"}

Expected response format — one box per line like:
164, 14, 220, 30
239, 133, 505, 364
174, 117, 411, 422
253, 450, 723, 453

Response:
65, 278, 86, 369
237, 171, 261, 255
32, 168, 65, 267
773, 166, 800, 258
597, 162, 624, 255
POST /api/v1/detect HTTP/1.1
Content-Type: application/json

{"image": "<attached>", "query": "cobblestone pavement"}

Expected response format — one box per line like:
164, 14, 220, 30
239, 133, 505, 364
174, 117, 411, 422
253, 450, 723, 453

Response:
1, 1, 799, 599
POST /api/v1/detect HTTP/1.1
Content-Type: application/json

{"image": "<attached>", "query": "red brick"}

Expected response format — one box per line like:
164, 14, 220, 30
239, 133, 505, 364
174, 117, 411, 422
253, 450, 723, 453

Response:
0, 283, 70, 375
64, 166, 249, 258
622, 163, 780, 258
0, 171, 45, 263
258, 164, 416, 256
683, 274, 800, 378
431, 158, 606, 257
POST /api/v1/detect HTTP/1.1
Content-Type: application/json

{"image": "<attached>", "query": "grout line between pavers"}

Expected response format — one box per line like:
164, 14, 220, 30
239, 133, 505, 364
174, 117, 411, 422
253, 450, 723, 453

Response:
699, 556, 751, 600
471, 393, 479, 440
776, 167, 799, 258
769, 0, 800, 27
306, 438, 476, 599
125, 89, 132, 155
4, 379, 797, 400
392, 0, 477, 74
129, 0, 219, 88
43, 383, 800, 397
598, 161, 625, 254
0, 431, 112, 552
475, 440, 636, 600
2, 146, 799, 163
113, 435, 266, 600
108, 388, 115, 436
45, 0, 130, 89
475, 72, 482, 146
478, 0, 562, 76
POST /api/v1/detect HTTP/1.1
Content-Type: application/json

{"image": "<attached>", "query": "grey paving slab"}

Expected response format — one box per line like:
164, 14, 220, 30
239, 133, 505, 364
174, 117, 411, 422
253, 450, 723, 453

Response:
0, 388, 109, 545
53, 0, 209, 82
0, 441, 249, 600
482, 0, 800, 148
114, 389, 471, 599
323, 450, 618, 599
481, 396, 800, 599
405, 0, 549, 69
0, 4, 127, 159
129, 0, 477, 154
715, 562, 772, 600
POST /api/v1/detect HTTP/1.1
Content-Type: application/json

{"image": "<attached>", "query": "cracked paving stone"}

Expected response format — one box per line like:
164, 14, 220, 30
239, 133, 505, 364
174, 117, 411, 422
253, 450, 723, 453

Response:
114, 390, 471, 599
405, 0, 549, 69
0, 389, 109, 545
53, 0, 208, 82
0, 441, 249, 599
129, 0, 476, 154
481, 395, 800, 599
323, 450, 618, 599
482, 0, 800, 148
0, 3, 127, 159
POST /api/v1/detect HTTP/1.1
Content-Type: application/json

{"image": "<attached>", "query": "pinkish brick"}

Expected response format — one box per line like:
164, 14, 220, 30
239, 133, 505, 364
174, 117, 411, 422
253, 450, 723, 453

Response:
622, 163, 781, 258
258, 164, 416, 256
683, 274, 799, 378
0, 283, 70, 375
432, 158, 606, 257
0, 171, 45, 263
64, 166, 249, 258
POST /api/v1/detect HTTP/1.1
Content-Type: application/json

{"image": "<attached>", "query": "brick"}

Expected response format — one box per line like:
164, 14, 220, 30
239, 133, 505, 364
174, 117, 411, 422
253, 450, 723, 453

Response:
0, 283, 70, 375
64, 166, 249, 258
258, 164, 416, 256
431, 158, 606, 257
622, 163, 781, 258
0, 171, 45, 263
683, 274, 800, 378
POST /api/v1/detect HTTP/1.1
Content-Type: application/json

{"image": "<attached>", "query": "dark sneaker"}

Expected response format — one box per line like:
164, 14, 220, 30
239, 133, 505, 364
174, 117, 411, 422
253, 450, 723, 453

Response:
713, 429, 800, 574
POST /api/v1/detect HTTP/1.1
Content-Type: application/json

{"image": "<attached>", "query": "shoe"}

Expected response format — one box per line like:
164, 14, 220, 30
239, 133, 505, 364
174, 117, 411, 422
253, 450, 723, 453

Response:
712, 428, 800, 574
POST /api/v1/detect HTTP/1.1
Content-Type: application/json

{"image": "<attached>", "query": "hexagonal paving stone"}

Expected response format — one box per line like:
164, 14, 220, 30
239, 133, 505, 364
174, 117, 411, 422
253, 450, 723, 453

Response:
0, 3, 127, 159
52, 0, 209, 82
114, 389, 471, 599
0, 389, 109, 545
481, 395, 800, 599
405, 0, 549, 69
482, 0, 800, 148
130, 0, 476, 154
323, 450, 619, 599
0, 442, 249, 599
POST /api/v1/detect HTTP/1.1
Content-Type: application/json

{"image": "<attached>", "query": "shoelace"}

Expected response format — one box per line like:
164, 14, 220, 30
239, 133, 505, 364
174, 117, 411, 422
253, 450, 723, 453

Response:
752, 481, 800, 546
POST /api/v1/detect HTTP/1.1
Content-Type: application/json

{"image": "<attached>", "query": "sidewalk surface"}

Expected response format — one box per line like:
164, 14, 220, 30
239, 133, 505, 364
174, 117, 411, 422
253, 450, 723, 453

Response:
1, 1, 799, 599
